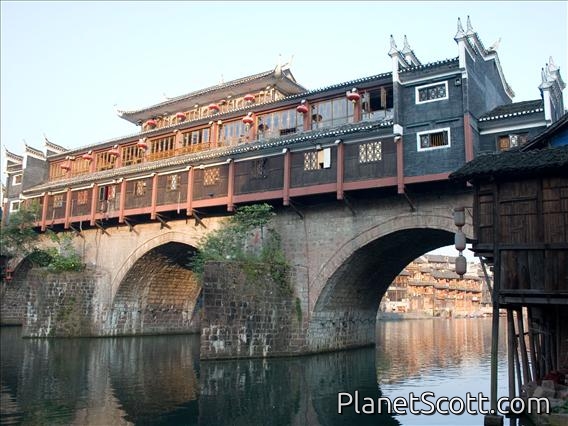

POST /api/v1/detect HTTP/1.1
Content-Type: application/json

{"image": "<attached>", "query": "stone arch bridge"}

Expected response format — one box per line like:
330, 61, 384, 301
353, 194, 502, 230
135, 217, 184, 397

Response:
2, 188, 473, 356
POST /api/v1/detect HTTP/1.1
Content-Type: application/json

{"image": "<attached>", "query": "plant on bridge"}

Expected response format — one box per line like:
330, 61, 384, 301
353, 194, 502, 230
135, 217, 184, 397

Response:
0, 203, 84, 274
190, 203, 290, 290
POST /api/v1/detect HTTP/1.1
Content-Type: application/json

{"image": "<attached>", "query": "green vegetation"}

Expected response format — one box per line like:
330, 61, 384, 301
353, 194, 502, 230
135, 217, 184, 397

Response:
1, 204, 84, 274
191, 203, 290, 291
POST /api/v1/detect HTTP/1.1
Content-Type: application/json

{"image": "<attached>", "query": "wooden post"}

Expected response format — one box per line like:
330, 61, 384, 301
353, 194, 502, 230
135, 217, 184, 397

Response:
516, 308, 531, 385
283, 150, 291, 206
41, 192, 48, 231
90, 184, 98, 226
186, 168, 194, 216
64, 188, 72, 229
396, 136, 404, 194
507, 309, 516, 399
527, 307, 540, 383
118, 180, 126, 223
150, 174, 158, 220
336, 142, 344, 200
227, 161, 235, 212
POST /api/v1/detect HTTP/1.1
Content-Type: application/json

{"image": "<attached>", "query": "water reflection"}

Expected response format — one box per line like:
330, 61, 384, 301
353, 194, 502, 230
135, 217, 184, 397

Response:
1, 319, 513, 425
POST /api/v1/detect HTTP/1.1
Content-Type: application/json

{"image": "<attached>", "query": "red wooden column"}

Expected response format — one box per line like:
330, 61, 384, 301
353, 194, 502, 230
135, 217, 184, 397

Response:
336, 141, 345, 200
464, 113, 474, 162
64, 188, 72, 229
396, 136, 404, 194
227, 160, 235, 212
90, 184, 98, 226
353, 99, 362, 123
283, 149, 291, 206
40, 192, 49, 231
186, 167, 194, 216
118, 179, 126, 223
150, 173, 158, 220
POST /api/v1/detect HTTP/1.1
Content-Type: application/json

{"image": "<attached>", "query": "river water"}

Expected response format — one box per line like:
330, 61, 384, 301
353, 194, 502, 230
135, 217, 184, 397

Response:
1, 318, 517, 426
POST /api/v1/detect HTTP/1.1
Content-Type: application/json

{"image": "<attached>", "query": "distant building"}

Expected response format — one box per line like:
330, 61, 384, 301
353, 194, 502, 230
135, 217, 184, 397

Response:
380, 254, 487, 316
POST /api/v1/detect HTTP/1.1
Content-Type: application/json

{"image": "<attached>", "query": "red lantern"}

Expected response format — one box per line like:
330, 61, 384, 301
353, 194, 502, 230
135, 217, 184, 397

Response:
176, 112, 186, 121
61, 161, 71, 172
208, 103, 220, 113
242, 113, 254, 125
137, 138, 148, 151
244, 94, 255, 103
81, 151, 93, 162
346, 90, 361, 103
108, 145, 120, 157
296, 103, 309, 114
145, 119, 157, 129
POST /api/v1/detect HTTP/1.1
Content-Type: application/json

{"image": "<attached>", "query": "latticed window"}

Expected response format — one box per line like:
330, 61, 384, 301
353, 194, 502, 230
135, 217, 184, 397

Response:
121, 145, 143, 166
167, 175, 179, 191
53, 194, 64, 208
204, 168, 220, 186
149, 136, 175, 159
77, 190, 89, 205
70, 158, 90, 175
251, 159, 267, 179
96, 152, 116, 171
416, 82, 448, 104
359, 141, 382, 163
304, 151, 318, 171
498, 133, 528, 151
418, 129, 450, 150
49, 163, 67, 180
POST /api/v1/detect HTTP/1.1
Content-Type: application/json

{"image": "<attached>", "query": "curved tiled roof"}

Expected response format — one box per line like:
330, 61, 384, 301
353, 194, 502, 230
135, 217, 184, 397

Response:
25, 119, 394, 195
398, 57, 459, 74
478, 99, 544, 122
449, 146, 568, 181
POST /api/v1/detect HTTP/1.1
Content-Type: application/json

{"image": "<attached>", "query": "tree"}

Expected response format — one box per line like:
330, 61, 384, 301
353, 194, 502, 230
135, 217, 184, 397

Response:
0, 203, 41, 259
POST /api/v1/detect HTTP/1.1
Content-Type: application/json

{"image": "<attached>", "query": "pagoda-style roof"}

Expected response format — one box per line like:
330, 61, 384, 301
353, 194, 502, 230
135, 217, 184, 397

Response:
117, 65, 307, 125
450, 145, 568, 182
478, 99, 544, 122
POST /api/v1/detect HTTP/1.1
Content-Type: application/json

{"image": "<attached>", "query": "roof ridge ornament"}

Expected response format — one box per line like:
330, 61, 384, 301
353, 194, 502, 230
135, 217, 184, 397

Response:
488, 37, 501, 52
402, 35, 412, 54
466, 15, 475, 36
455, 17, 465, 39
548, 56, 558, 72
388, 34, 398, 55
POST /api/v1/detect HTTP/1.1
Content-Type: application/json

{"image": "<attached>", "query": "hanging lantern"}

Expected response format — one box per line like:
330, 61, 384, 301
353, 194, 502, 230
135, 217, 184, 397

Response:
137, 138, 148, 151
208, 103, 220, 113
455, 254, 467, 277
454, 230, 466, 251
453, 207, 466, 227
108, 144, 120, 158
244, 94, 255, 103
242, 112, 254, 125
81, 150, 93, 162
145, 119, 157, 129
176, 112, 186, 121
61, 161, 71, 172
296, 100, 309, 114
346, 88, 361, 103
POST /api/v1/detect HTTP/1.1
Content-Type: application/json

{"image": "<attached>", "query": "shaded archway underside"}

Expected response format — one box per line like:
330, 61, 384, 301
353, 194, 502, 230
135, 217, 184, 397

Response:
102, 242, 201, 336
308, 228, 454, 351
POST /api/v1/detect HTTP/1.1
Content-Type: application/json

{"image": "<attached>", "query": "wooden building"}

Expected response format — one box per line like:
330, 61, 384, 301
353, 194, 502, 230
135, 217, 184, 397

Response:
450, 117, 568, 405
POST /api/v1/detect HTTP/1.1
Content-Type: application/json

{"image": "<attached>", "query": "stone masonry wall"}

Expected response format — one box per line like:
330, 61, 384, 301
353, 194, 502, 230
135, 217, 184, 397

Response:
23, 268, 102, 337
200, 261, 306, 359
0, 260, 33, 325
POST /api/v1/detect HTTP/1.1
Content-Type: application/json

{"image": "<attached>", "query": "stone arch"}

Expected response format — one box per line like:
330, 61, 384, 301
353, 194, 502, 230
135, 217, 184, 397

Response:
306, 211, 473, 352
103, 240, 201, 336
109, 231, 203, 303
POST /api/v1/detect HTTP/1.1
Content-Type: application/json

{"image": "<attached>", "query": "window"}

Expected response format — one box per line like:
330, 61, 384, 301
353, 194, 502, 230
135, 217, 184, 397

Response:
70, 158, 90, 175
12, 174, 22, 185
304, 148, 331, 171
258, 108, 304, 140
415, 81, 448, 104
149, 136, 176, 160
77, 190, 89, 205
121, 145, 143, 166
251, 159, 267, 179
417, 128, 451, 151
498, 133, 528, 151
359, 141, 382, 163
204, 168, 220, 186
98, 185, 115, 201
53, 194, 64, 208
96, 152, 116, 171
182, 128, 210, 151
219, 121, 247, 145
135, 181, 146, 196
310, 98, 353, 130
10, 200, 20, 212
167, 175, 179, 191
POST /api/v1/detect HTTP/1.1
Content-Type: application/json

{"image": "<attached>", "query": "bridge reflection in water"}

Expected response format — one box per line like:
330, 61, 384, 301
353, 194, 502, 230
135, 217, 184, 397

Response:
1, 319, 512, 426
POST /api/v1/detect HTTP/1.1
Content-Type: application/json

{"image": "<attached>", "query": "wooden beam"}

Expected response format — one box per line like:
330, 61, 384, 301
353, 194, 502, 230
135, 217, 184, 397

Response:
90, 184, 98, 226
118, 179, 127, 223
94, 220, 109, 236
150, 174, 158, 220
192, 209, 207, 228
186, 168, 194, 216
227, 160, 235, 212
156, 213, 171, 229
283, 150, 291, 206
288, 199, 304, 220
64, 188, 72, 229
41, 192, 48, 231
336, 142, 345, 200
123, 217, 136, 232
